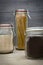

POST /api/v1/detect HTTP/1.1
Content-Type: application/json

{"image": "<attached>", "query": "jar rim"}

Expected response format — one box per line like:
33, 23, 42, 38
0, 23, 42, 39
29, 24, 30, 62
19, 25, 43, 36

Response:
15, 9, 27, 12
0, 24, 13, 27
26, 27, 43, 37
26, 27, 43, 32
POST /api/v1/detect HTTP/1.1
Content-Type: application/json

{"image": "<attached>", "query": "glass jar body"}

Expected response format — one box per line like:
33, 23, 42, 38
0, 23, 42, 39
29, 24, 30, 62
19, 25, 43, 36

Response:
15, 9, 28, 49
26, 27, 43, 58
0, 24, 14, 53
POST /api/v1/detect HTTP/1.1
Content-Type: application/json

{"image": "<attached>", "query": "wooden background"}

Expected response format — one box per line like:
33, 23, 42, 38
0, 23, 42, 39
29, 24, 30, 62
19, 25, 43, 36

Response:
0, 0, 43, 27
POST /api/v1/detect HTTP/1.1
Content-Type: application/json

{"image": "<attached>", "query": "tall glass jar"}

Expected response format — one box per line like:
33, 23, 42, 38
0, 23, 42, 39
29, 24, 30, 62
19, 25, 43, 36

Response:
26, 27, 43, 58
0, 24, 14, 53
15, 9, 28, 49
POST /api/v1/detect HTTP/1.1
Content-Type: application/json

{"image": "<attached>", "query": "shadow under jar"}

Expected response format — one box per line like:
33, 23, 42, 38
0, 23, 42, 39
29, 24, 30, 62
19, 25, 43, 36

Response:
26, 27, 43, 58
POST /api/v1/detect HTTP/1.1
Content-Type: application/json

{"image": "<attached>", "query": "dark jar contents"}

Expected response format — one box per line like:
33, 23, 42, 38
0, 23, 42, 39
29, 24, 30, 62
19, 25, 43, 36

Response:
27, 36, 43, 58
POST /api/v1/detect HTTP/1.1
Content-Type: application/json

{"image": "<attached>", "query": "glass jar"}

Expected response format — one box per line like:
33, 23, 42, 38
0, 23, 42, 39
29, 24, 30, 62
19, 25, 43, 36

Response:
0, 24, 14, 53
26, 27, 43, 58
15, 9, 28, 49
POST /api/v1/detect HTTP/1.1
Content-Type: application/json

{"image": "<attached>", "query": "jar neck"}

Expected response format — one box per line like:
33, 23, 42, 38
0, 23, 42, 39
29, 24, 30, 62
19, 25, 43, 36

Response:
26, 27, 43, 37
15, 12, 27, 15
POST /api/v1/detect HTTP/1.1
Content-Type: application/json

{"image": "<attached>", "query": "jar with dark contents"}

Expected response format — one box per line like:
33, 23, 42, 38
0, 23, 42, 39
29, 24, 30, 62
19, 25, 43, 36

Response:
26, 27, 43, 58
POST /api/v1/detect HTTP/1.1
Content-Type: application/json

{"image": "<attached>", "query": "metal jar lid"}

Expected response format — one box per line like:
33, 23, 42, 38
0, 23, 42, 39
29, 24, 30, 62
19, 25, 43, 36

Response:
26, 27, 43, 37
